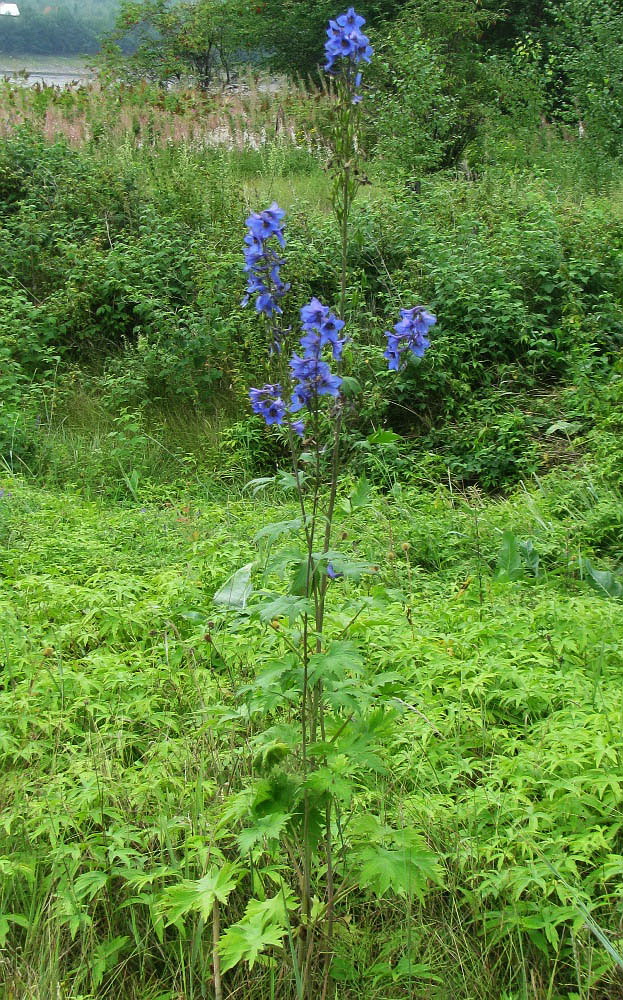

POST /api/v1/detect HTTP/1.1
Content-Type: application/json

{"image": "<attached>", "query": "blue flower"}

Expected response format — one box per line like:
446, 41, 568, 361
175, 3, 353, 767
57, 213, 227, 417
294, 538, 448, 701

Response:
326, 562, 344, 580
245, 202, 286, 247
249, 384, 287, 425
291, 419, 305, 438
337, 7, 366, 30
300, 296, 329, 330
325, 8, 373, 75
289, 354, 343, 410
299, 298, 347, 361
242, 203, 289, 318
384, 306, 436, 371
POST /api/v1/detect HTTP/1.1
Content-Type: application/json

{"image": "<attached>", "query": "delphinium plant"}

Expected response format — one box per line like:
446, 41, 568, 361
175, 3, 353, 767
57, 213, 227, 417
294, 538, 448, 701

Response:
161, 10, 440, 999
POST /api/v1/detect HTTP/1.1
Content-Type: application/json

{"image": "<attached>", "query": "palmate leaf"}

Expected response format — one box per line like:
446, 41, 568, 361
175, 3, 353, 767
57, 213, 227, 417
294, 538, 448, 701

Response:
339, 475, 373, 514
254, 518, 303, 546
218, 895, 292, 973
237, 810, 292, 855
73, 869, 109, 902
305, 765, 353, 806
354, 844, 442, 899
316, 549, 372, 581
255, 594, 312, 625
308, 640, 363, 686
351, 827, 443, 901
158, 863, 240, 925
367, 428, 402, 446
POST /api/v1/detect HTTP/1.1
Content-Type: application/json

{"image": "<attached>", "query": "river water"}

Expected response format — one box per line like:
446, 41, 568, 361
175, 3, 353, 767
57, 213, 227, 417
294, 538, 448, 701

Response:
0, 56, 94, 87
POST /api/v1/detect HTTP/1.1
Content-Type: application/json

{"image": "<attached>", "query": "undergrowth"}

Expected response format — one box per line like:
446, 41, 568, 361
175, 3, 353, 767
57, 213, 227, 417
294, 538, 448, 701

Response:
1, 465, 623, 999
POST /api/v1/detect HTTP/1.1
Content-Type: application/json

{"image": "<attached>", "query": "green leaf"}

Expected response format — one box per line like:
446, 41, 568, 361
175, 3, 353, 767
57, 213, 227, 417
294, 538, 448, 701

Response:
255, 594, 312, 625
0, 912, 29, 947
339, 476, 372, 514
494, 530, 523, 581
290, 558, 315, 597
237, 811, 291, 854
350, 475, 373, 510
545, 420, 581, 436
341, 375, 362, 397
245, 476, 277, 495
214, 563, 254, 609
581, 557, 623, 600
315, 549, 372, 580
254, 519, 303, 546
305, 765, 353, 806
74, 870, 109, 902
367, 429, 402, 446
218, 896, 290, 973
353, 837, 443, 900
90, 936, 129, 989
276, 470, 300, 492
159, 863, 240, 925
308, 641, 363, 685
519, 539, 540, 577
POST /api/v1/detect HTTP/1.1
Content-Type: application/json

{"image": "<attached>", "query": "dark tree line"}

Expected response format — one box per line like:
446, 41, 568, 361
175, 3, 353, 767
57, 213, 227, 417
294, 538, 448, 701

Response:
0, 1, 118, 56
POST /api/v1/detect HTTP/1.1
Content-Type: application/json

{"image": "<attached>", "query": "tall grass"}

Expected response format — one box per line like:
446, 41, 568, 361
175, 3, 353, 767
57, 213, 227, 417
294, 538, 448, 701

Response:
0, 74, 330, 154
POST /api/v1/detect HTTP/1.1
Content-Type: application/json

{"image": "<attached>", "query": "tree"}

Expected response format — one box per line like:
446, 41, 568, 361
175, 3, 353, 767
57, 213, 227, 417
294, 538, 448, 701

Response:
102, 0, 251, 88
543, 0, 623, 153
368, 0, 500, 173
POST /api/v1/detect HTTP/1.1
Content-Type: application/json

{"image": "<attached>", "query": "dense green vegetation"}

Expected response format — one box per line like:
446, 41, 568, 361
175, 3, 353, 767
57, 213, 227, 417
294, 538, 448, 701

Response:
2, 465, 623, 998
1, 2, 623, 997
0, 1, 118, 57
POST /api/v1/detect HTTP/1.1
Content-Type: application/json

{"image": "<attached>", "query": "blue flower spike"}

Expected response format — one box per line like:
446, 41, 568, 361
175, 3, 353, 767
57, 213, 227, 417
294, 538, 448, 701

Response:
384, 306, 436, 371
242, 202, 290, 318
325, 8, 373, 75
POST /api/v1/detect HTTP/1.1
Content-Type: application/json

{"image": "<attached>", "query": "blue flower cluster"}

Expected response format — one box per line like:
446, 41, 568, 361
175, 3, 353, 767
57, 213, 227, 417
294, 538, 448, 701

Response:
242, 202, 290, 318
249, 384, 287, 426
248, 297, 344, 436
384, 306, 436, 371
299, 297, 346, 362
325, 8, 373, 72
249, 384, 306, 437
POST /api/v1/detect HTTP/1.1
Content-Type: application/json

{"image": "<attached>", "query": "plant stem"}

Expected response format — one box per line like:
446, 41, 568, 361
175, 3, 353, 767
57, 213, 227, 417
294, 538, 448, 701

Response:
213, 901, 222, 1000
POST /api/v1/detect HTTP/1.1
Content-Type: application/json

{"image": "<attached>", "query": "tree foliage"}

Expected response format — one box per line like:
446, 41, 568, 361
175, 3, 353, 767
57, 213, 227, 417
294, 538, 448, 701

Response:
102, 0, 251, 87
0, 0, 117, 56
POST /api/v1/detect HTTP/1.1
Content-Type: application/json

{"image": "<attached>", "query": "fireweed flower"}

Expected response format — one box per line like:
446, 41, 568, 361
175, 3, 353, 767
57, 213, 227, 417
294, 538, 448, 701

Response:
384, 306, 436, 371
249, 384, 287, 425
325, 8, 373, 76
242, 202, 290, 322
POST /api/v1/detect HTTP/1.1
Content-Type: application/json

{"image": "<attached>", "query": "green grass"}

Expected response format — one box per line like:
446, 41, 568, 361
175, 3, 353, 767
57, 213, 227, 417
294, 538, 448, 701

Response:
1, 464, 623, 999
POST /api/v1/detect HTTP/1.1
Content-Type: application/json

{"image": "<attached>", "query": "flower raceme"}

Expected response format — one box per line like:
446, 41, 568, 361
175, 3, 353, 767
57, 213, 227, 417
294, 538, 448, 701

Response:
243, 203, 436, 430
242, 202, 289, 319
289, 355, 343, 411
325, 8, 373, 72
249, 384, 287, 426
300, 297, 346, 362
247, 296, 345, 435
384, 306, 436, 371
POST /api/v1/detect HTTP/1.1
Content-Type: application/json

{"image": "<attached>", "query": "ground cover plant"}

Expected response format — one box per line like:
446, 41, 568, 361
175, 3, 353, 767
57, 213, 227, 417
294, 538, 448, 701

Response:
1, 2, 623, 997
2, 467, 623, 999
